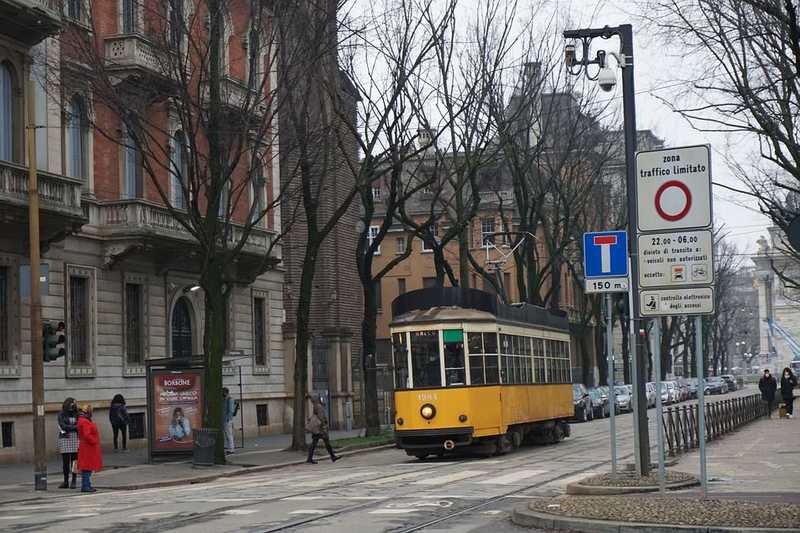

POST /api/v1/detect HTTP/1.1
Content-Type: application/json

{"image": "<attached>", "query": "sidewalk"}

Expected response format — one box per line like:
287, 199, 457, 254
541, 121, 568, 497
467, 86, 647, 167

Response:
0, 428, 382, 504
670, 410, 800, 503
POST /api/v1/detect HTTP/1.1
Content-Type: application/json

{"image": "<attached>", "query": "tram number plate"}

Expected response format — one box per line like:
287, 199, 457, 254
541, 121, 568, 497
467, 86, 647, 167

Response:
417, 393, 438, 402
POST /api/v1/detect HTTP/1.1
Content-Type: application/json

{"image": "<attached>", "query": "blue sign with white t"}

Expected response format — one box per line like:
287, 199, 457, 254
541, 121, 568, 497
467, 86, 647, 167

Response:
583, 231, 628, 278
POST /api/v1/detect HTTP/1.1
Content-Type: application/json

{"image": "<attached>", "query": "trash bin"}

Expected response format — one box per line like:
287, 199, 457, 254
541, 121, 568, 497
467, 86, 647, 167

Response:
193, 428, 218, 466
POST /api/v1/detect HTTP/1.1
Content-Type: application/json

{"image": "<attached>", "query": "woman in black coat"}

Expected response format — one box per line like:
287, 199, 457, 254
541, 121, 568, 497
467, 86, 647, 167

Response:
109, 394, 130, 451
57, 397, 79, 488
781, 367, 798, 418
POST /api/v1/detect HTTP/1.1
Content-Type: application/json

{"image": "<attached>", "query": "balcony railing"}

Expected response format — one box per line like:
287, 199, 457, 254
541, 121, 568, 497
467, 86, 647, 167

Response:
104, 34, 170, 79
0, 0, 63, 44
0, 160, 84, 219
86, 199, 273, 256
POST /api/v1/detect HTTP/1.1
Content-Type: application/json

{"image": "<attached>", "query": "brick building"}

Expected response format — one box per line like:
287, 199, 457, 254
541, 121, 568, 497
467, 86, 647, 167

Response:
0, 0, 288, 462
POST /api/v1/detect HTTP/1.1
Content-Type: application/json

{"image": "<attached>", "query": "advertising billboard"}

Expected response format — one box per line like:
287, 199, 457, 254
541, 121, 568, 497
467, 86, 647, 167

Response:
150, 370, 203, 452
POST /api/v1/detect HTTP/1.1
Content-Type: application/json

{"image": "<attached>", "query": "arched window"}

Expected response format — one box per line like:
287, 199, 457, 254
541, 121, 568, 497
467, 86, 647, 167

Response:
66, 95, 88, 180
0, 62, 15, 162
171, 130, 188, 208
121, 126, 141, 198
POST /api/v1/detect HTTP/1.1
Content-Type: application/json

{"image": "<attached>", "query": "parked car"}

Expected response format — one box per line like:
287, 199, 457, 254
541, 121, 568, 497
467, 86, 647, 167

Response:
572, 384, 593, 422
658, 382, 672, 404
686, 378, 699, 399
588, 388, 610, 418
720, 374, 738, 392
645, 382, 657, 408
705, 376, 728, 394
614, 385, 633, 412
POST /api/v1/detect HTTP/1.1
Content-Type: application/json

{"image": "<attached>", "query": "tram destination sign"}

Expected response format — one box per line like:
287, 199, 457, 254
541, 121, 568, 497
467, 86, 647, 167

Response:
638, 230, 714, 289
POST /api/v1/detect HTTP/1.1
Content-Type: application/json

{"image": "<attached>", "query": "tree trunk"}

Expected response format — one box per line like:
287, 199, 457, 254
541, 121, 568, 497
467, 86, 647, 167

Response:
596, 322, 608, 386
291, 243, 319, 450
201, 262, 228, 464
361, 280, 381, 436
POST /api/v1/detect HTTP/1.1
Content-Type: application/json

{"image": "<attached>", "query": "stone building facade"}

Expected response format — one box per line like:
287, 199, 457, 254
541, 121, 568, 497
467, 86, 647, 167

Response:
0, 0, 288, 462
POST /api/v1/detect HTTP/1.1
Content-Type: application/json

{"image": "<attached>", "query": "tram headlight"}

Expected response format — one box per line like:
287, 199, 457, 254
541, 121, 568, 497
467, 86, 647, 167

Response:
459, 414, 468, 423
420, 403, 436, 420
396, 417, 404, 426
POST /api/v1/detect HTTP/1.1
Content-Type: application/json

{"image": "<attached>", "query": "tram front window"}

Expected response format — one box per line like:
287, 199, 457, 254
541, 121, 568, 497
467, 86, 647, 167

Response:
443, 329, 465, 386
392, 333, 409, 389
410, 331, 441, 388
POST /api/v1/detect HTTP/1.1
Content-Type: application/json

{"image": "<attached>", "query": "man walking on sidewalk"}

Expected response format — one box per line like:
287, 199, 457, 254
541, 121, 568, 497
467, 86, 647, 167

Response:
305, 395, 340, 464
223, 388, 236, 455
759, 369, 778, 418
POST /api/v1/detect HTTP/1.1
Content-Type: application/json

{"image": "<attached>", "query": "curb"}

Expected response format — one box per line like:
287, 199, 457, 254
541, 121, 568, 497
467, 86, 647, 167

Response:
511, 504, 800, 533
94, 443, 396, 491
566, 477, 699, 495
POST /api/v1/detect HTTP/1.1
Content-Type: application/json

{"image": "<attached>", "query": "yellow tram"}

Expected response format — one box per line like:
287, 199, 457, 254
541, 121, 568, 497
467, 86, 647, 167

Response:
390, 287, 574, 458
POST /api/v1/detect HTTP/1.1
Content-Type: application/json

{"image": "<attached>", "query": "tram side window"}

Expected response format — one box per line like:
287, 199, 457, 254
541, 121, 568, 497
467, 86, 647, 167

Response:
392, 333, 409, 389
533, 338, 545, 383
545, 339, 557, 383
468, 332, 484, 385
410, 331, 441, 388
483, 333, 499, 384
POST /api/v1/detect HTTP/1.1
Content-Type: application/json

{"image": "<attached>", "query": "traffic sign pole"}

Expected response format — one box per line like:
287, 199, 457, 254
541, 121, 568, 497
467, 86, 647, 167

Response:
606, 293, 617, 476
696, 315, 708, 498
652, 319, 666, 493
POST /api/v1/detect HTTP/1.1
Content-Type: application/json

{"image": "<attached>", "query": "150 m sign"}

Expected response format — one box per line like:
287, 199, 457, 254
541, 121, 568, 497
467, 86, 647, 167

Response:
585, 277, 629, 294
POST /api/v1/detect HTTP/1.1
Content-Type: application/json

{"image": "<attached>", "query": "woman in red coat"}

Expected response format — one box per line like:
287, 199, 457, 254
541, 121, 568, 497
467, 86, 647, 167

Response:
77, 404, 103, 493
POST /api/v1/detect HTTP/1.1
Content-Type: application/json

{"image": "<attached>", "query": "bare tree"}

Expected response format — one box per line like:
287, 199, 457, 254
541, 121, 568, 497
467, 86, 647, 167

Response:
55, 0, 301, 462
641, 0, 800, 281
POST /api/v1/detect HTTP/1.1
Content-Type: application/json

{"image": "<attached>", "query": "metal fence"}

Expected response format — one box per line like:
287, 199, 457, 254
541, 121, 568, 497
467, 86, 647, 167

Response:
662, 394, 767, 457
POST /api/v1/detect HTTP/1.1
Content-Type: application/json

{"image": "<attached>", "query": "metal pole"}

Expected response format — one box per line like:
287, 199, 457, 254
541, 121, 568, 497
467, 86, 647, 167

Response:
695, 315, 708, 497
652, 319, 666, 492
27, 79, 46, 491
238, 365, 244, 449
626, 257, 644, 474
620, 24, 650, 477
606, 293, 617, 475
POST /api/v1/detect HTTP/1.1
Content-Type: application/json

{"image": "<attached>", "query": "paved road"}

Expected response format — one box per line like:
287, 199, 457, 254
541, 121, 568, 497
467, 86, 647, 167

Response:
0, 388, 754, 533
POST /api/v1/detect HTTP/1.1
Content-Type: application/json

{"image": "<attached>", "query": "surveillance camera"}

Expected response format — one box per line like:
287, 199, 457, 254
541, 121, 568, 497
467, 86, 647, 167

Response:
565, 43, 576, 67
597, 66, 617, 92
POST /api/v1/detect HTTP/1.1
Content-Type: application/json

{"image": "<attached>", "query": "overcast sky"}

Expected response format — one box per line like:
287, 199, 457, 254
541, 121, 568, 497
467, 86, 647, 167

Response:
565, 0, 771, 257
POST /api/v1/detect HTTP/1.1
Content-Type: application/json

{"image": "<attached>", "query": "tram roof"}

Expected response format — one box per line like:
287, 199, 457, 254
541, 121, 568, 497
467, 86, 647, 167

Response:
390, 287, 569, 331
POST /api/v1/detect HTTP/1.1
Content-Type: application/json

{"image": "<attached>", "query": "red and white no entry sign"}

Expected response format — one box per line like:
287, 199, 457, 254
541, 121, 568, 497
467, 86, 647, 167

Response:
636, 145, 711, 232
654, 180, 692, 222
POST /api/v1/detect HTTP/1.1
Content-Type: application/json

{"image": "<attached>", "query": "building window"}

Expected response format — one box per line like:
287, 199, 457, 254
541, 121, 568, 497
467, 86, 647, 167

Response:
422, 223, 438, 252
250, 161, 266, 226
66, 0, 82, 20
423, 277, 438, 289
253, 297, 267, 367
66, 95, 88, 181
171, 131, 188, 208
0, 62, 14, 163
256, 404, 269, 426
395, 236, 405, 255
69, 276, 89, 364
121, 0, 137, 33
168, 0, 184, 51
1, 421, 13, 448
371, 186, 381, 201
374, 280, 382, 311
398, 278, 406, 295
0, 267, 7, 364
368, 226, 381, 255
218, 182, 229, 219
481, 217, 495, 246
503, 272, 512, 299
124, 283, 144, 365
122, 128, 142, 199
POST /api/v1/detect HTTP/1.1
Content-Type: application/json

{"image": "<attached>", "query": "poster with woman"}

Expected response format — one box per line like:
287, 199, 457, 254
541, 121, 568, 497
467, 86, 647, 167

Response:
151, 370, 203, 452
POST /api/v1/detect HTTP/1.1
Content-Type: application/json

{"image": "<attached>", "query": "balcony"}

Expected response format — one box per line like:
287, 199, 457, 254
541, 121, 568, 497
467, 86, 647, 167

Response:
0, 0, 63, 45
104, 34, 172, 84
202, 76, 268, 117
83, 199, 278, 278
0, 160, 87, 242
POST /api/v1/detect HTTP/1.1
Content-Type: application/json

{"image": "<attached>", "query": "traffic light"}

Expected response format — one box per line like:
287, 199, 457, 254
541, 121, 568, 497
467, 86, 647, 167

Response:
43, 321, 66, 362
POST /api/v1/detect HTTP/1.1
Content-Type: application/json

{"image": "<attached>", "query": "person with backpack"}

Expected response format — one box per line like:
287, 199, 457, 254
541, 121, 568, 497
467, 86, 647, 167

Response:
305, 395, 340, 464
109, 394, 130, 452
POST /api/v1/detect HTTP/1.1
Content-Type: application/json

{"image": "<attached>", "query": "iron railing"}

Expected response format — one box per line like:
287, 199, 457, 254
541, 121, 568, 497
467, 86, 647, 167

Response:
662, 394, 767, 457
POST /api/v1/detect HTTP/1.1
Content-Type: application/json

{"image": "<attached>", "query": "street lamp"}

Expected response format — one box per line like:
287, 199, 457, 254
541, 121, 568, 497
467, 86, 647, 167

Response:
563, 24, 652, 476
